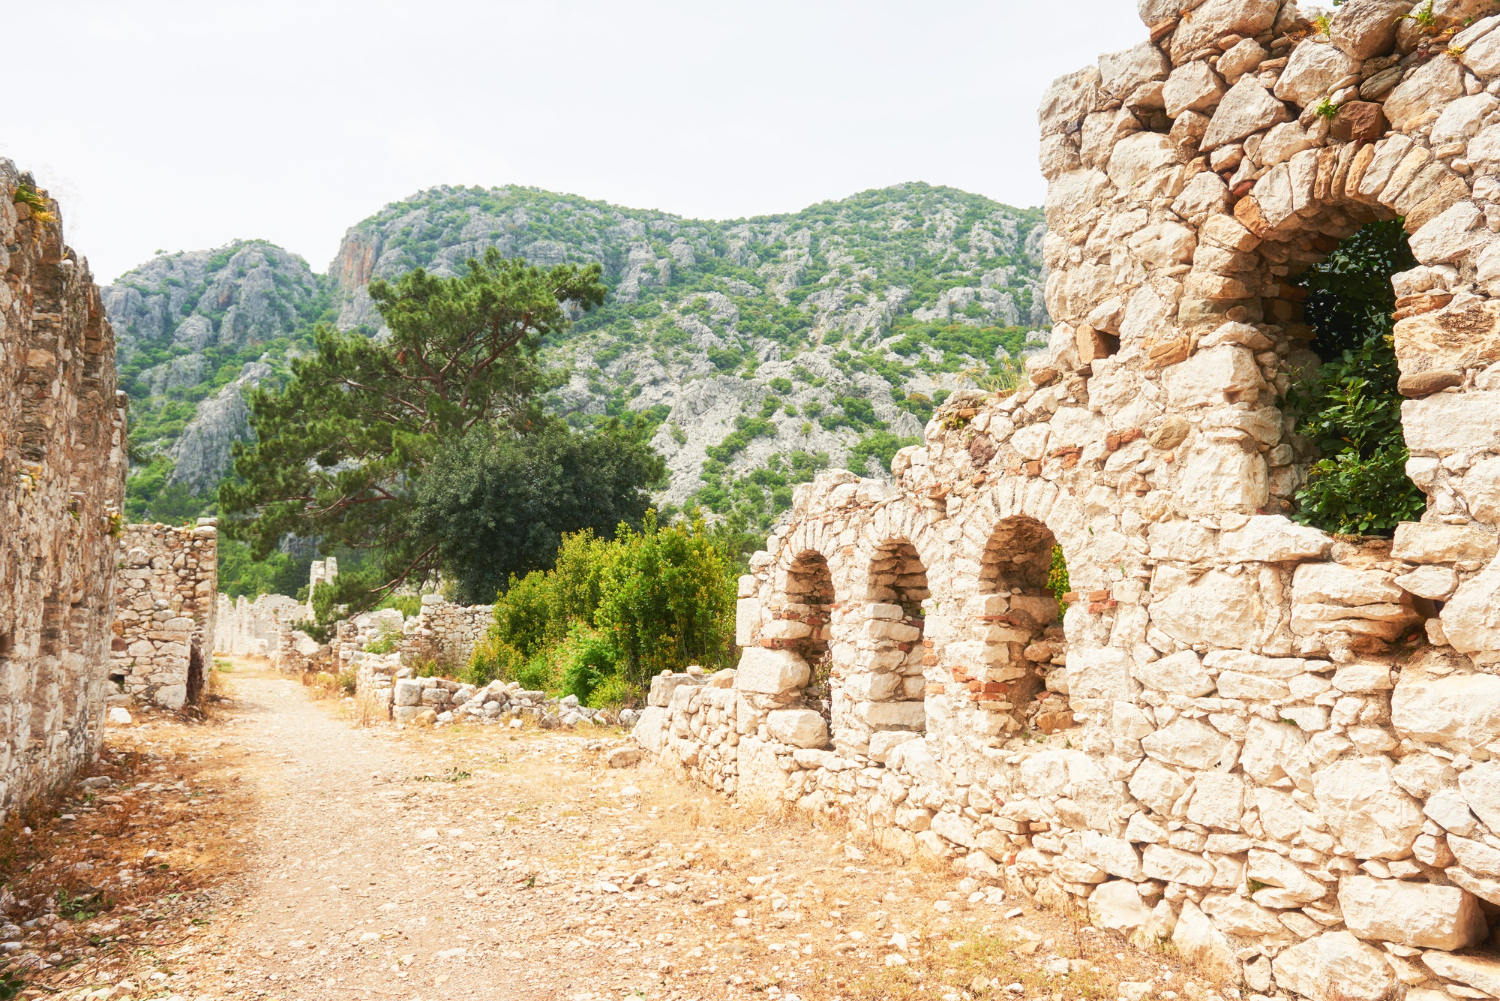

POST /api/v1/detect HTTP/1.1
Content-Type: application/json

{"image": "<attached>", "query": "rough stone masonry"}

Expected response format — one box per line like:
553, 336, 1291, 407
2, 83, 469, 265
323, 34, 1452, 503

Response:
110, 520, 218, 709
0, 162, 126, 821
636, 3, 1500, 999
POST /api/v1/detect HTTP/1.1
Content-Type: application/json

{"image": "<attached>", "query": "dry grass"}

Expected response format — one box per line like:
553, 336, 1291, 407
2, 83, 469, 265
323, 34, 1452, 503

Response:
0, 703, 262, 995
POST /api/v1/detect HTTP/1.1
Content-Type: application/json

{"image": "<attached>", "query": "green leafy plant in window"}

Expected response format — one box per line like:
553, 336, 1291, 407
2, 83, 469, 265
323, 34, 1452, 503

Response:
1288, 220, 1426, 535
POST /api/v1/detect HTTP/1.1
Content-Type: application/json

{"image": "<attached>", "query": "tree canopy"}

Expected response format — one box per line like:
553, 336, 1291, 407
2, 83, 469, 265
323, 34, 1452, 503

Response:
414, 418, 666, 605
219, 249, 609, 606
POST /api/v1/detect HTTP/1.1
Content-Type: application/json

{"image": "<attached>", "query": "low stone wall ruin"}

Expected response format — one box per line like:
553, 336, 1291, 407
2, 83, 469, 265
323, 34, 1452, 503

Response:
214, 592, 303, 658
0, 162, 126, 819
110, 520, 218, 708
636, 4, 1500, 999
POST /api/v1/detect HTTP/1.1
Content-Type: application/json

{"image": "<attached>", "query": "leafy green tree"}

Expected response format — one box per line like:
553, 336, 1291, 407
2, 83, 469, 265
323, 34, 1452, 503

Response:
1290, 220, 1425, 535
219, 249, 607, 609
414, 418, 665, 604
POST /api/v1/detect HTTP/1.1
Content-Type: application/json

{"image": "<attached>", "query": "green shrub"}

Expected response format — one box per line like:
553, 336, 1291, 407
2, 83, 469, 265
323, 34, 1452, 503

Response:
1289, 220, 1425, 535
558, 625, 619, 704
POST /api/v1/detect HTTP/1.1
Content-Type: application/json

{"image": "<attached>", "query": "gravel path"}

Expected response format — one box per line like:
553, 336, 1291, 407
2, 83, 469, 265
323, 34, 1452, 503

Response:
39, 661, 1197, 1001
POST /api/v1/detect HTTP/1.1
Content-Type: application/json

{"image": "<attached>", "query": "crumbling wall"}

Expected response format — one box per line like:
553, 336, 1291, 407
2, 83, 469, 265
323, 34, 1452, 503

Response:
397, 595, 492, 671
0, 163, 126, 819
213, 592, 303, 658
637, 4, 1500, 998
110, 520, 218, 708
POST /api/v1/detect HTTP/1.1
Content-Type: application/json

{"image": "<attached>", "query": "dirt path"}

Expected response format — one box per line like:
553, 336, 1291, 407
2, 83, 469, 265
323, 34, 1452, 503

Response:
27, 660, 1208, 1001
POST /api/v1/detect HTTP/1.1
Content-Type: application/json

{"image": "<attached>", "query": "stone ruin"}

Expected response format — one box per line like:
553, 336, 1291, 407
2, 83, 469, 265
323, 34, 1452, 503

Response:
0, 162, 126, 820
110, 520, 219, 709
635, 3, 1500, 998
213, 591, 303, 659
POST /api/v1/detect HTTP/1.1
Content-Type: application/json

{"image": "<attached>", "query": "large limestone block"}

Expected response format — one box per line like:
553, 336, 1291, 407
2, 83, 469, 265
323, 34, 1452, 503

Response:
1272, 931, 1397, 1001
632, 706, 668, 754
1456, 455, 1500, 525
1274, 40, 1361, 109
1133, 649, 1214, 697
1088, 880, 1152, 933
1403, 390, 1500, 454
736, 736, 790, 809
1395, 299, 1500, 377
1393, 669, 1500, 750
1074, 830, 1144, 880
1099, 41, 1171, 99
1143, 845, 1216, 887
1164, 62, 1225, 119
1338, 875, 1488, 949
1107, 131, 1181, 195
1293, 562, 1404, 605
1312, 756, 1425, 859
1386, 56, 1467, 133
1218, 515, 1330, 562
1407, 202, 1492, 267
1201, 76, 1291, 150
1331, 0, 1417, 59
1450, 833, 1500, 875
1129, 758, 1189, 816
394, 678, 422, 707
1170, 900, 1240, 982
1040, 66, 1102, 137
1458, 761, 1500, 832
1201, 893, 1291, 938
1248, 848, 1328, 902
1441, 553, 1500, 657
855, 700, 926, 730
1150, 566, 1262, 649
1178, 441, 1269, 511
1184, 772, 1244, 830
736, 648, 810, 695
1165, 345, 1264, 406
1066, 645, 1137, 700
1141, 718, 1239, 770
1393, 522, 1499, 563
1240, 716, 1309, 786
766, 709, 827, 749
1421, 952, 1500, 998
1169, 0, 1279, 62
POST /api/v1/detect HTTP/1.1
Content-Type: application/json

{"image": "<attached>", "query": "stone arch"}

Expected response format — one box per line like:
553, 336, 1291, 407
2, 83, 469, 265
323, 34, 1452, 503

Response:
779, 549, 836, 720
827, 535, 932, 758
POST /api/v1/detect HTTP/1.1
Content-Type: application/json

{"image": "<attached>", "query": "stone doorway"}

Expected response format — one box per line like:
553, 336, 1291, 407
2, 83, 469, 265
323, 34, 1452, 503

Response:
977, 516, 1070, 734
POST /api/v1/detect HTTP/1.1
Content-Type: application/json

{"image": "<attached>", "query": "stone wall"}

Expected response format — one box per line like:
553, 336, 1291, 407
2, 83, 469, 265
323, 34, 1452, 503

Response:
0, 162, 127, 820
636, 5, 1500, 999
110, 520, 218, 708
213, 592, 303, 658
398, 595, 492, 671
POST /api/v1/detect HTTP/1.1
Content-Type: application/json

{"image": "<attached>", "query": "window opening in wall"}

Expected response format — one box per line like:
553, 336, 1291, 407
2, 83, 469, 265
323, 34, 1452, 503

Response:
862, 540, 929, 716
977, 518, 1070, 734
782, 551, 835, 723
1287, 219, 1425, 536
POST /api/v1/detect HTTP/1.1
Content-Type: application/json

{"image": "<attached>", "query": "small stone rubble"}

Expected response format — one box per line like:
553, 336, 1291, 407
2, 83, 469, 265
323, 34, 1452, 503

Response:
110, 520, 218, 709
633, 3, 1500, 997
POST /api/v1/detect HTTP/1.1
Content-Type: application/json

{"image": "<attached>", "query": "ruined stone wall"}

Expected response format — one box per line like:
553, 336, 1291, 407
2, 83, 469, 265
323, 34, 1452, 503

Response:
398, 595, 492, 671
213, 592, 303, 658
0, 163, 126, 820
636, 4, 1500, 998
110, 520, 218, 708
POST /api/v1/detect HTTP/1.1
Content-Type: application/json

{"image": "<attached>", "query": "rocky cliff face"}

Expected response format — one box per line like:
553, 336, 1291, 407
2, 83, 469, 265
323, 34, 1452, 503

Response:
102, 241, 330, 511
329, 183, 1049, 526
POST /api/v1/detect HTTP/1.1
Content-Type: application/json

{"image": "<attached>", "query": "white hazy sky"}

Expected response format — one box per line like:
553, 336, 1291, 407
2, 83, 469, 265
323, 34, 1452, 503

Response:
8, 1, 1145, 284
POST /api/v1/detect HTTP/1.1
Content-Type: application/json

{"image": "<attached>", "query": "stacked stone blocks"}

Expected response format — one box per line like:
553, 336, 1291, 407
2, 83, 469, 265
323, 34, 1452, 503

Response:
636, 4, 1500, 998
110, 520, 218, 709
0, 162, 126, 820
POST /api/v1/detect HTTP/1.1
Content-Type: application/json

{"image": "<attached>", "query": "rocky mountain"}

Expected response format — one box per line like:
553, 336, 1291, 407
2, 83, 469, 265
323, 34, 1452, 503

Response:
326, 183, 1049, 527
107, 184, 1049, 531
103, 241, 332, 517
